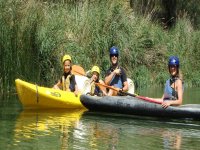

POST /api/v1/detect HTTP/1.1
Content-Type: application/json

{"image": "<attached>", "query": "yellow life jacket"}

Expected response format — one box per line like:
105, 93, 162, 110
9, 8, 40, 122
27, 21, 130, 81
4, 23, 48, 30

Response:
62, 74, 71, 91
90, 81, 96, 95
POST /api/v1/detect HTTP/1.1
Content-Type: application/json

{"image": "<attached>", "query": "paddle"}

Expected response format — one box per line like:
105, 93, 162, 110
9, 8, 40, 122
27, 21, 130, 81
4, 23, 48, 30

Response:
72, 65, 86, 76
95, 83, 162, 104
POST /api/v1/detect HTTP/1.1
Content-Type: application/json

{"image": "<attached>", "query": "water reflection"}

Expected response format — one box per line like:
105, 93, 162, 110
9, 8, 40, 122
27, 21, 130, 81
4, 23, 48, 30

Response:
85, 121, 120, 150
13, 109, 85, 149
136, 124, 183, 149
10, 108, 200, 150
162, 130, 182, 150
81, 113, 200, 150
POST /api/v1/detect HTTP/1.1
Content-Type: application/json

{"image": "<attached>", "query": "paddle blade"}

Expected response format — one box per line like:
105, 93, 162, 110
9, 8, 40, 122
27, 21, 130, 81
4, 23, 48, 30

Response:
72, 65, 86, 76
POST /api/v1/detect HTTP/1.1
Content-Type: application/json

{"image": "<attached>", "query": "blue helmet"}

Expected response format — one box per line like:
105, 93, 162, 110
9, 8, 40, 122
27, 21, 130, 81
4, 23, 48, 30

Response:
168, 56, 179, 67
109, 46, 119, 56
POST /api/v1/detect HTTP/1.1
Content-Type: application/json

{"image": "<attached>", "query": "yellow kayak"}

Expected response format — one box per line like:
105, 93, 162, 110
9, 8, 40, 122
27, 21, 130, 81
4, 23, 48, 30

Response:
15, 79, 86, 109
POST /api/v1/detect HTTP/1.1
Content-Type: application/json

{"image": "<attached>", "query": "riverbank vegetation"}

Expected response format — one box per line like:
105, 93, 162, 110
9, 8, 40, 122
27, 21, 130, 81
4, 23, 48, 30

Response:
0, 0, 200, 94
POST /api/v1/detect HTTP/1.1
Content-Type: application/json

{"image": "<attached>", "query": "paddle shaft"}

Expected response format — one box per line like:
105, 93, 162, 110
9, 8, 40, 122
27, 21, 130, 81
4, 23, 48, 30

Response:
96, 83, 162, 104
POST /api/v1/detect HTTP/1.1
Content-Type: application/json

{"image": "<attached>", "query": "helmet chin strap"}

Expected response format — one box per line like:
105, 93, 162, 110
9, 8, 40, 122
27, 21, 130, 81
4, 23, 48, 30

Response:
171, 75, 176, 79
170, 72, 178, 78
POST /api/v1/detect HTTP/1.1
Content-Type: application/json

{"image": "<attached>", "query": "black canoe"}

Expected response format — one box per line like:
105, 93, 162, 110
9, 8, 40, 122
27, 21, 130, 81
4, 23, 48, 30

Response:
80, 95, 200, 120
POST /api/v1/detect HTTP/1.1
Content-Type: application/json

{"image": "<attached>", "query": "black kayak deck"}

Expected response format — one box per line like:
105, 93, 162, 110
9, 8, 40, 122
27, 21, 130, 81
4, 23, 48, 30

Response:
80, 95, 200, 120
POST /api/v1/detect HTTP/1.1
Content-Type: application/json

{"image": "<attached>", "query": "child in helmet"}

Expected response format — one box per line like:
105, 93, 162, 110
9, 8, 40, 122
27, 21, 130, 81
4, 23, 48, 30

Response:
149, 56, 183, 108
53, 55, 78, 96
105, 46, 128, 96
88, 66, 107, 96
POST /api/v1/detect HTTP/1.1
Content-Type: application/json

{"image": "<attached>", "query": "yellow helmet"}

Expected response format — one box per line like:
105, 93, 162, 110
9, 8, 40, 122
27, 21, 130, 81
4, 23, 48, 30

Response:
62, 55, 71, 63
91, 66, 100, 74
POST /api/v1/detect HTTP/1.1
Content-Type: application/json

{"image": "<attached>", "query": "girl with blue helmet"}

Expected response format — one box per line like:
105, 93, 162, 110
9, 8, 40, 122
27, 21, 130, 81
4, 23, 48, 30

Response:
150, 56, 183, 108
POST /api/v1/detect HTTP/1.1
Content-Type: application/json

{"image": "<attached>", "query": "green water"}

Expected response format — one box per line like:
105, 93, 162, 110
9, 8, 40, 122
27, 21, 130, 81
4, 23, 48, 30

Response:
0, 87, 200, 150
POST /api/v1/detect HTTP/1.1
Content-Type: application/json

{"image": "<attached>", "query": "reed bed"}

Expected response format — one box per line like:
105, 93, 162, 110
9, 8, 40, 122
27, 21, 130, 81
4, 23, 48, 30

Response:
0, 0, 200, 95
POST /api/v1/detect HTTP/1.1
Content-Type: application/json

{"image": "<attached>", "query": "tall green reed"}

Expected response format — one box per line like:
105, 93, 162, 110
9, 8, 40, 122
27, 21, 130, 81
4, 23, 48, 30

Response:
1, 0, 200, 95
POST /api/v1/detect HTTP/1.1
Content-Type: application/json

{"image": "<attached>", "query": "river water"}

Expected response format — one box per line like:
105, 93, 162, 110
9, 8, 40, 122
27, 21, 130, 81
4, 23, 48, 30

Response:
0, 87, 200, 150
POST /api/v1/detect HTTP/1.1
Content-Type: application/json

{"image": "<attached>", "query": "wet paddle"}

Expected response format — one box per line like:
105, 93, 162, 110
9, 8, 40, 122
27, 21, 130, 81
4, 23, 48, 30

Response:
95, 83, 162, 104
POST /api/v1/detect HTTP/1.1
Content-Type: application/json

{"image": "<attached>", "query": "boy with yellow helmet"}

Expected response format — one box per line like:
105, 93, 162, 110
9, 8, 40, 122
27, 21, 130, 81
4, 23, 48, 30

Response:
88, 66, 107, 96
53, 55, 78, 96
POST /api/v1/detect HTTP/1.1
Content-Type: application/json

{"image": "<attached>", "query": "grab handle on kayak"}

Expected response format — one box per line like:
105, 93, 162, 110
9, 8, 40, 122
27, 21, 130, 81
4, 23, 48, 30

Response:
36, 84, 39, 103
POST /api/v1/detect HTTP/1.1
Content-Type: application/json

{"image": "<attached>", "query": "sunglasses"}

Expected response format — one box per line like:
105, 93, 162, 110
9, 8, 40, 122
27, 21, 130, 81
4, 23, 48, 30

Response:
169, 65, 177, 68
110, 54, 118, 58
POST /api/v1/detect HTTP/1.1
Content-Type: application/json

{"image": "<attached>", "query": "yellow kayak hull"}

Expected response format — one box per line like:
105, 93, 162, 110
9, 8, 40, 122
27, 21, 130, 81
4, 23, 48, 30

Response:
15, 79, 85, 109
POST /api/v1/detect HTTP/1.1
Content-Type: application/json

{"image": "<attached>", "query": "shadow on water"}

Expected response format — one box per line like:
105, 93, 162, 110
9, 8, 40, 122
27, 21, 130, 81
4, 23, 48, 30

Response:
82, 111, 200, 129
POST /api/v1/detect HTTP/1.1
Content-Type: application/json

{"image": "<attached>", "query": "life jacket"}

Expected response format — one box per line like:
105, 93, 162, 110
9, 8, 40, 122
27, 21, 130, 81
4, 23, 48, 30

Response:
90, 81, 96, 95
62, 74, 72, 91
164, 77, 181, 100
109, 66, 123, 89
90, 80, 101, 96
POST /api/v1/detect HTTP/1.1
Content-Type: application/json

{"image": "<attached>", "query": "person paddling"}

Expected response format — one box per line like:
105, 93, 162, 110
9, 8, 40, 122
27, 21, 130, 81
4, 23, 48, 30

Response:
87, 66, 107, 96
53, 55, 78, 96
150, 56, 183, 108
105, 46, 128, 96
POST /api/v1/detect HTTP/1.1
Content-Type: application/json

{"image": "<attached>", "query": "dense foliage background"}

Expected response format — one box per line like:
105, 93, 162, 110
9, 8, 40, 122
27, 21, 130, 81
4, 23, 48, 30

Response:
0, 0, 200, 94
